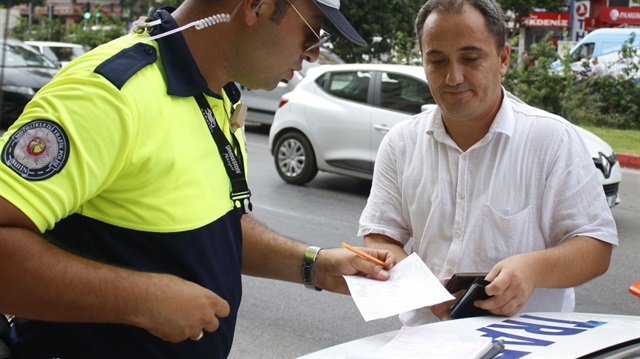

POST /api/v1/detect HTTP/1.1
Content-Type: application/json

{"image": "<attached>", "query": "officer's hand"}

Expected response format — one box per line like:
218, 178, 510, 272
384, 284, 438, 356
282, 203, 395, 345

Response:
313, 247, 394, 294
133, 273, 230, 343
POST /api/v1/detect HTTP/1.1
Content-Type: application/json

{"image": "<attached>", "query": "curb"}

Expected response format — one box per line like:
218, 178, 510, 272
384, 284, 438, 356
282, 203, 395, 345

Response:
619, 153, 640, 170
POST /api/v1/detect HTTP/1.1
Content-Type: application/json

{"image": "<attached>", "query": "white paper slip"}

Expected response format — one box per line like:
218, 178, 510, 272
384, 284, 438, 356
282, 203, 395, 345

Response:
343, 253, 455, 321
372, 326, 495, 359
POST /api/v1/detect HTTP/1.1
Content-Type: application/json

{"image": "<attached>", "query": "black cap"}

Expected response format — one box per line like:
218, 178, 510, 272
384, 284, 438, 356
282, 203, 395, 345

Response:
312, 0, 367, 46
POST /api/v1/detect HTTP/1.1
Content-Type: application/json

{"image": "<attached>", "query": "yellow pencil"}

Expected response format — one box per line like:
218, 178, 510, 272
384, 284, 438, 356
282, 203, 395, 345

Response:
341, 242, 386, 267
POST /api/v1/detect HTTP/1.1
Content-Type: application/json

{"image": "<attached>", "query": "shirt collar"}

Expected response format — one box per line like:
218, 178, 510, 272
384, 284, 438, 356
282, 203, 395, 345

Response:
489, 87, 515, 138
427, 86, 515, 146
148, 7, 220, 98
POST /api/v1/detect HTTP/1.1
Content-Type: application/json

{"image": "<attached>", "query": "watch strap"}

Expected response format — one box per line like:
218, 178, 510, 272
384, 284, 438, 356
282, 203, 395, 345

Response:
302, 246, 322, 291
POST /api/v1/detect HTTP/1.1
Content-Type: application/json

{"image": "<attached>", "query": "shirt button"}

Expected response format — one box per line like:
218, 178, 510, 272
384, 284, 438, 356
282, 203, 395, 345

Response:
459, 192, 465, 199
446, 268, 454, 275
454, 230, 461, 238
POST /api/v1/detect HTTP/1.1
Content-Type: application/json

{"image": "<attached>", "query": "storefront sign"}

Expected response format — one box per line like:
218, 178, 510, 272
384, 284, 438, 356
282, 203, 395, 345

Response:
600, 7, 640, 24
572, 1, 591, 42
524, 12, 569, 27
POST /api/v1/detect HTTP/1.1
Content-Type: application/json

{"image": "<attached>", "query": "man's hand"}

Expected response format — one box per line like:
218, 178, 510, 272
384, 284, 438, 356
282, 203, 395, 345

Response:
474, 254, 536, 317
313, 247, 394, 294
133, 273, 231, 343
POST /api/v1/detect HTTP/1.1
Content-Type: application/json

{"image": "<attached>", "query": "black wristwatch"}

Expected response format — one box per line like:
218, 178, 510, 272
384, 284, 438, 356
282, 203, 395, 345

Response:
302, 246, 322, 291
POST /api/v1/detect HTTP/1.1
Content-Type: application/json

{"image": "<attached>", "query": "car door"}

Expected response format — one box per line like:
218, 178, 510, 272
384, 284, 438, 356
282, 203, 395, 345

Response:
369, 71, 435, 164
305, 70, 375, 174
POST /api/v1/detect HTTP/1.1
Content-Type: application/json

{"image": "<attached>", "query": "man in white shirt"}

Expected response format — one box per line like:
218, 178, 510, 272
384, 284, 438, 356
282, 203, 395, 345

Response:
359, 0, 617, 326
590, 57, 607, 77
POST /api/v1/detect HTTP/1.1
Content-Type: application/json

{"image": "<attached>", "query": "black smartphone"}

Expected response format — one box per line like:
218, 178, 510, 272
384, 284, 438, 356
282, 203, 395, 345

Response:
444, 272, 488, 293
448, 278, 493, 319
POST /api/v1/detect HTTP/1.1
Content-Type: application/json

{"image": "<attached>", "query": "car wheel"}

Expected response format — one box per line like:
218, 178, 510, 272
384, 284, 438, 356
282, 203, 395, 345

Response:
274, 131, 318, 185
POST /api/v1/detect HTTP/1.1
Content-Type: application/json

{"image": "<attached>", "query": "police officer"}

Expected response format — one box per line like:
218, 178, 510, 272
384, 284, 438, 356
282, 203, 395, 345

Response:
0, 0, 392, 357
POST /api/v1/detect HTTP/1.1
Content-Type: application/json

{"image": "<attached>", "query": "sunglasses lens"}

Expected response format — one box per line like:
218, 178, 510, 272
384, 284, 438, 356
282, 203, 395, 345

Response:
307, 33, 331, 52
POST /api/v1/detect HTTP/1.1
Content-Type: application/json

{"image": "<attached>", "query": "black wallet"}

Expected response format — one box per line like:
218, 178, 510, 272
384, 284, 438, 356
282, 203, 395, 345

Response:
444, 272, 488, 293
448, 278, 492, 319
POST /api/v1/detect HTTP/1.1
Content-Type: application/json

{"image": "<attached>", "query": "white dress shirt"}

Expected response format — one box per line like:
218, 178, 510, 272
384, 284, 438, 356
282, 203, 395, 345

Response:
358, 89, 618, 326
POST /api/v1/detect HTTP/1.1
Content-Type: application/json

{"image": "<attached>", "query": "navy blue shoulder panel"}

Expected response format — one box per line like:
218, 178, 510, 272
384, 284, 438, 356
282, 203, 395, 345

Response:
94, 42, 158, 89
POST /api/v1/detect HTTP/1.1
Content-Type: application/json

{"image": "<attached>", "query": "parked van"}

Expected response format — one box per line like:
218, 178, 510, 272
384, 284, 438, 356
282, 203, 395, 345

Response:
550, 28, 638, 72
591, 50, 640, 79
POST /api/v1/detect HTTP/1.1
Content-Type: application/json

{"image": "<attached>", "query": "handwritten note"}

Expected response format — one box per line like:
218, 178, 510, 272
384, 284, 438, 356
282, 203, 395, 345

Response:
344, 253, 455, 321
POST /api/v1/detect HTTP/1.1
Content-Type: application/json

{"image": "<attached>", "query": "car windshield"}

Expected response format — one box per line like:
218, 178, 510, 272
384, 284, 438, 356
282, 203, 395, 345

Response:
50, 46, 86, 62
0, 43, 59, 69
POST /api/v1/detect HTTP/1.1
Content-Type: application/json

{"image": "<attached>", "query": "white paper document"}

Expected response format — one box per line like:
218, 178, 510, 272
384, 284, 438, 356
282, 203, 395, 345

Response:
343, 253, 455, 321
347, 326, 494, 359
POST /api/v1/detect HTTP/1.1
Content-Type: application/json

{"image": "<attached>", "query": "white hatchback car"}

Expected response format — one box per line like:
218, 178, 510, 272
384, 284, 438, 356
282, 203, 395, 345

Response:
25, 41, 88, 67
268, 64, 621, 207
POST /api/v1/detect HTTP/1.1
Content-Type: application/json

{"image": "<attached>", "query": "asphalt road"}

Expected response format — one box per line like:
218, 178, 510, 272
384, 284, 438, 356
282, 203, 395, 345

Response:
228, 126, 640, 359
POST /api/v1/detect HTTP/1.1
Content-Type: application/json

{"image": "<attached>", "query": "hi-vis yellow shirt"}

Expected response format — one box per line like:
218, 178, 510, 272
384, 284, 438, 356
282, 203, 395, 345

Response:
1, 35, 247, 234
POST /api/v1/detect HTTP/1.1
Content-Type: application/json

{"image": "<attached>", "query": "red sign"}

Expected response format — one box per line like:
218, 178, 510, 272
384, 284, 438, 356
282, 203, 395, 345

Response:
600, 7, 640, 24
576, 3, 589, 17
523, 12, 569, 28
584, 17, 600, 31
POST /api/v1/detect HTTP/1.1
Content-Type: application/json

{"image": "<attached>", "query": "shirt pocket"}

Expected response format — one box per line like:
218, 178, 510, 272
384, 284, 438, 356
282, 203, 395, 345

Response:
479, 204, 533, 265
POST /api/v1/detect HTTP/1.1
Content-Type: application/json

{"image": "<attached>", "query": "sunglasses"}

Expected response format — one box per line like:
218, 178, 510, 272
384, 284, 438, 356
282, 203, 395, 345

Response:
286, 0, 331, 52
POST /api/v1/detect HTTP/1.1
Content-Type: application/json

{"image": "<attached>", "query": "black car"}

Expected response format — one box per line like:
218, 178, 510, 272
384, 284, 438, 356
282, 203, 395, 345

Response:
0, 39, 59, 129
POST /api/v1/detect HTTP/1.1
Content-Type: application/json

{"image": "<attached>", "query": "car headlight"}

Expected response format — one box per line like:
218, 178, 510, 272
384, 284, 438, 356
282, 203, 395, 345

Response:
593, 151, 617, 179
2, 85, 36, 96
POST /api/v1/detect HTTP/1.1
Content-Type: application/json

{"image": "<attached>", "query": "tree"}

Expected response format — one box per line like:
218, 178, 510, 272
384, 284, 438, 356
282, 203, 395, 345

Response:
2, 0, 45, 6
10, 15, 128, 49
329, 0, 568, 64
329, 0, 424, 63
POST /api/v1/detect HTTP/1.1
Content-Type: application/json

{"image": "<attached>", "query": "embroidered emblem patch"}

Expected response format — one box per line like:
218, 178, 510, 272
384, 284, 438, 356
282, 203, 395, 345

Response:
1, 120, 70, 181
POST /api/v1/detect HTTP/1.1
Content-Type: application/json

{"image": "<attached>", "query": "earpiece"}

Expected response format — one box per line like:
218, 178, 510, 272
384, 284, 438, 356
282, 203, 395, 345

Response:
133, 0, 245, 42
194, 13, 231, 30
252, 0, 265, 13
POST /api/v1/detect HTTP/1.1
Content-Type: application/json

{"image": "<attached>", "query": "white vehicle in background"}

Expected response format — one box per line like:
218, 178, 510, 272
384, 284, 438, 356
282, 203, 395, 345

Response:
589, 50, 640, 79
268, 64, 621, 207
25, 41, 88, 67
550, 28, 639, 74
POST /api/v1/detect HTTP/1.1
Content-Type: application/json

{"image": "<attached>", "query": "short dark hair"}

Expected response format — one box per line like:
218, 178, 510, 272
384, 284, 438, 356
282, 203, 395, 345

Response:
414, 0, 506, 54
207, 0, 287, 23
269, 0, 290, 23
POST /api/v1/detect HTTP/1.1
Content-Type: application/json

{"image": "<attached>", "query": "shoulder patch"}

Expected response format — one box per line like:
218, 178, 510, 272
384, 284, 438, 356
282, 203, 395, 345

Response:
1, 120, 70, 181
94, 42, 157, 89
